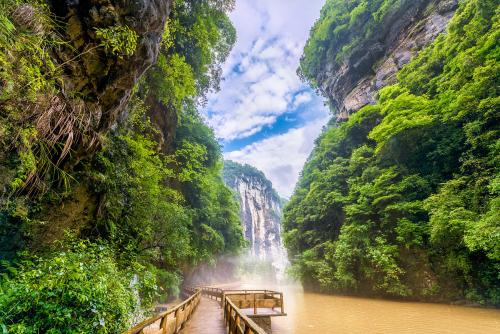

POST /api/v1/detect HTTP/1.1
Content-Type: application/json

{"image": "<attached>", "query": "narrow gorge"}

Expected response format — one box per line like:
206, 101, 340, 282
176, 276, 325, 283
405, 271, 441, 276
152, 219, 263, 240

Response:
0, 0, 498, 332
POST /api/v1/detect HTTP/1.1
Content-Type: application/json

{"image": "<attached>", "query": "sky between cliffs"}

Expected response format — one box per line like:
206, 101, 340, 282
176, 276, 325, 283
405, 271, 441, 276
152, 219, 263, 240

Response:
203, 0, 329, 198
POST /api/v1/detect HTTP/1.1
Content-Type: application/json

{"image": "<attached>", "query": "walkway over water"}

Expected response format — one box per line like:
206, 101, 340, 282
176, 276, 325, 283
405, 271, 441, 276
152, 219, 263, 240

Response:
181, 297, 225, 334
124, 287, 286, 334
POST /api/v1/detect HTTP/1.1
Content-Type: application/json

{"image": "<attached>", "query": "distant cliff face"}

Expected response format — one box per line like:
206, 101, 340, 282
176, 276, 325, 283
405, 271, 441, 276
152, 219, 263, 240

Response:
305, 0, 458, 121
223, 161, 287, 272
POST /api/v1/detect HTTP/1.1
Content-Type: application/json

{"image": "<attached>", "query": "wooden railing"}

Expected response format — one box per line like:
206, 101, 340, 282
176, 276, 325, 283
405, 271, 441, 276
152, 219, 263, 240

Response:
200, 286, 224, 301
124, 287, 284, 334
223, 296, 267, 334
223, 290, 285, 316
123, 289, 201, 334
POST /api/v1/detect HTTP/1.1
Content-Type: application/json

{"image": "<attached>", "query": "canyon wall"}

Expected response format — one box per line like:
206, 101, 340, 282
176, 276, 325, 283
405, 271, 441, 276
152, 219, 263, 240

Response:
223, 161, 288, 277
306, 0, 458, 121
286, 0, 499, 304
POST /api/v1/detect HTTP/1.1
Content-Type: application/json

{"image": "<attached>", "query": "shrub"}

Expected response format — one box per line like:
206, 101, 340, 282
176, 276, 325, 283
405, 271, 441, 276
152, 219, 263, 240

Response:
0, 241, 157, 333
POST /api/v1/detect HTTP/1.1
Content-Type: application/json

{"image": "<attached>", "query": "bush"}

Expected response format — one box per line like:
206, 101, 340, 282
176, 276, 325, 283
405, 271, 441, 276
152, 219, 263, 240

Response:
0, 241, 157, 333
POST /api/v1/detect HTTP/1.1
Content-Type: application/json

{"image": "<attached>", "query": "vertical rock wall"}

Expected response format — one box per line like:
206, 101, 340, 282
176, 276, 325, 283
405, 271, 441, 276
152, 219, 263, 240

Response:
316, 0, 458, 120
50, 0, 172, 131
223, 161, 288, 278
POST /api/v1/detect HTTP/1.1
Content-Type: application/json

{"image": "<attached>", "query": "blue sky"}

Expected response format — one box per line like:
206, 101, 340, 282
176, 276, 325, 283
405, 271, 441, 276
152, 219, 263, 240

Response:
202, 0, 329, 197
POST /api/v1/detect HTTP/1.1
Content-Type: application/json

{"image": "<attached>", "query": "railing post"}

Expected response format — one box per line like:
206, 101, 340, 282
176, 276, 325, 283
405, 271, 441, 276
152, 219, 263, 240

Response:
253, 292, 257, 315
236, 314, 241, 334
281, 292, 284, 315
174, 308, 179, 333
159, 314, 167, 331
223, 299, 227, 324
229, 309, 234, 334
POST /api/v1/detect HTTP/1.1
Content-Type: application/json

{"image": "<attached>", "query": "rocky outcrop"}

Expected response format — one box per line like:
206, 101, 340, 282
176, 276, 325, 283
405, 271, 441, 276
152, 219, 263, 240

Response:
223, 161, 288, 276
146, 95, 178, 154
49, 0, 172, 131
318, 0, 458, 120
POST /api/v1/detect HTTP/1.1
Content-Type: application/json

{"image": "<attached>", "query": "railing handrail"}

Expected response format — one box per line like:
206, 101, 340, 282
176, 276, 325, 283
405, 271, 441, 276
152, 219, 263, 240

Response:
123, 288, 201, 334
223, 296, 268, 334
223, 289, 282, 295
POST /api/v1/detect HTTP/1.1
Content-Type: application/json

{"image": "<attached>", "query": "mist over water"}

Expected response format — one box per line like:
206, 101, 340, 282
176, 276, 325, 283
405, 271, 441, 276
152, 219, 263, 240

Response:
185, 251, 291, 289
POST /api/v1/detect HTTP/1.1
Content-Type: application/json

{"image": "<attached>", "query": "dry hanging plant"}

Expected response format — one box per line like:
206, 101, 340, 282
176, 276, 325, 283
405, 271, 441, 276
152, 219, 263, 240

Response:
10, 4, 46, 37
16, 94, 102, 195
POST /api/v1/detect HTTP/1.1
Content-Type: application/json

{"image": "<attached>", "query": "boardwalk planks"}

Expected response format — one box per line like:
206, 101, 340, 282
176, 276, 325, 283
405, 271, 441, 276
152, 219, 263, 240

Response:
124, 287, 285, 334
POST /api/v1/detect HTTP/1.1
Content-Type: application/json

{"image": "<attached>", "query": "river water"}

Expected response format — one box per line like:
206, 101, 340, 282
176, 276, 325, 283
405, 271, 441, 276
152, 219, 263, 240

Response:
226, 282, 500, 334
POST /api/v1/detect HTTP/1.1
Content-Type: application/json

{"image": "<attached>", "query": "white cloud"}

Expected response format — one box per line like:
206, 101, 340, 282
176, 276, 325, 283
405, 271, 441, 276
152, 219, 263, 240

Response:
293, 91, 313, 108
225, 114, 330, 198
203, 0, 326, 141
203, 0, 330, 196
243, 62, 268, 82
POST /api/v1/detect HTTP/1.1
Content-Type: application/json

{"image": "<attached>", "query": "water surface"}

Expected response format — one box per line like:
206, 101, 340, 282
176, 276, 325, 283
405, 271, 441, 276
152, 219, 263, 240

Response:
229, 283, 500, 334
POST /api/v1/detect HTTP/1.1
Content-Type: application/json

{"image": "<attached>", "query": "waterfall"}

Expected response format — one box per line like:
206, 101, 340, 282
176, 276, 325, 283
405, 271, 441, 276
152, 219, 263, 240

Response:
223, 161, 289, 281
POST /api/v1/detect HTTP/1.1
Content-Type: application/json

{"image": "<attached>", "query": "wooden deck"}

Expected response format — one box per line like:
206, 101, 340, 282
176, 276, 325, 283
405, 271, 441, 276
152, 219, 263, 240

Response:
222, 290, 285, 317
181, 297, 226, 334
124, 287, 286, 334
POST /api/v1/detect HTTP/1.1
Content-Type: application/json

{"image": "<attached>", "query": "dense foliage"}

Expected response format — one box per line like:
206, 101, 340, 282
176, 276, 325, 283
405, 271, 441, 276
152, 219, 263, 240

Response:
285, 0, 499, 305
0, 0, 243, 331
223, 160, 281, 201
298, 0, 406, 86
0, 241, 156, 333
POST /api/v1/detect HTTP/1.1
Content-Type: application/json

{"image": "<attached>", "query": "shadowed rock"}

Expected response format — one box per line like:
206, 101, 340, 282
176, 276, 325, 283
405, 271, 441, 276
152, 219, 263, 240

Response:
49, 0, 172, 131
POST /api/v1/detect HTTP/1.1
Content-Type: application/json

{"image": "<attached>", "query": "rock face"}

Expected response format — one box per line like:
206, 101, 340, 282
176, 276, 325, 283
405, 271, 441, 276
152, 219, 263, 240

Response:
49, 0, 172, 131
318, 0, 458, 120
223, 161, 287, 276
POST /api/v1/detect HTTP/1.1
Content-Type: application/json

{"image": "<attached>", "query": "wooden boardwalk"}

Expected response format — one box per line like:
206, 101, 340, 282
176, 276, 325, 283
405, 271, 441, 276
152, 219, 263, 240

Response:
124, 287, 285, 334
181, 297, 226, 334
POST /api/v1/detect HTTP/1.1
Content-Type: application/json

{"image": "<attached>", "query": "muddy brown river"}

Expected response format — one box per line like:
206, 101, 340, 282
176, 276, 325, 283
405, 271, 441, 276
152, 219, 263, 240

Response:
225, 282, 500, 334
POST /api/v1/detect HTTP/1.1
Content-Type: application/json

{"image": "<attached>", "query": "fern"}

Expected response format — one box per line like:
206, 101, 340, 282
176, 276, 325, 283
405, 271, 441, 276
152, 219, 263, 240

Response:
95, 25, 138, 57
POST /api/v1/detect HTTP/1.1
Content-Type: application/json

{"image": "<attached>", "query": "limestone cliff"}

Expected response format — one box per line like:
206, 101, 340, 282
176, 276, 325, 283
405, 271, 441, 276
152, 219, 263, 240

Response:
223, 161, 287, 275
313, 0, 458, 120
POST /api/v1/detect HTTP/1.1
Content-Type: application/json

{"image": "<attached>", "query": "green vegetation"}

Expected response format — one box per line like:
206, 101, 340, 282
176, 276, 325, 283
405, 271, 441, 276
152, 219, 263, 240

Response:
95, 25, 138, 57
0, 0, 243, 331
223, 160, 280, 201
286, 0, 499, 305
298, 0, 406, 86
0, 241, 156, 333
